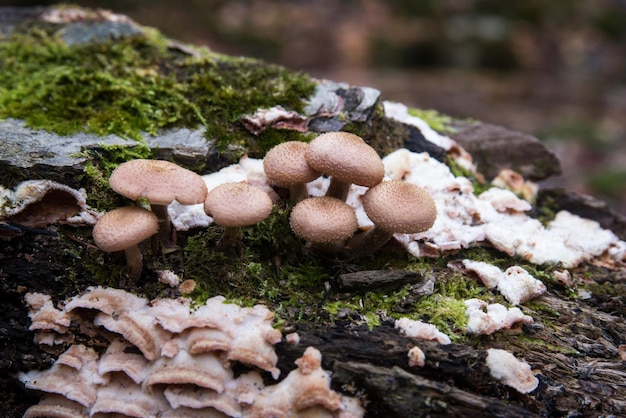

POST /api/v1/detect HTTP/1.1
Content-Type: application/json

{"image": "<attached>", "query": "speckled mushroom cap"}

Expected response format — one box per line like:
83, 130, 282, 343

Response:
306, 132, 384, 187
204, 182, 273, 227
263, 141, 321, 186
93, 206, 159, 252
289, 196, 358, 243
363, 181, 437, 234
109, 159, 208, 205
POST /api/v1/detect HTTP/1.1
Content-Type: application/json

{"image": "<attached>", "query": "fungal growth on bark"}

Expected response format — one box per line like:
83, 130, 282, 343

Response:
20, 287, 365, 418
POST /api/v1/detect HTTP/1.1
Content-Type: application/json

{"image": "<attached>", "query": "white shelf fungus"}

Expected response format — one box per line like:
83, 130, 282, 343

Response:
465, 299, 533, 335
395, 317, 452, 345
486, 348, 538, 394
460, 260, 547, 305
21, 287, 364, 418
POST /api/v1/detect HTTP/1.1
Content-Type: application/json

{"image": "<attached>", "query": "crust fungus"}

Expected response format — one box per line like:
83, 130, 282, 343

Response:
22, 395, 88, 418
98, 339, 151, 384
204, 182, 273, 247
395, 317, 451, 345
145, 350, 233, 393
19, 344, 103, 408
485, 348, 538, 394
289, 196, 358, 252
0, 179, 98, 231
22, 288, 364, 418
109, 159, 208, 246
245, 347, 347, 417
91, 375, 172, 417
263, 141, 321, 203
92, 206, 158, 279
25, 292, 71, 336
347, 180, 437, 257
465, 299, 533, 335
306, 132, 384, 201
460, 260, 546, 306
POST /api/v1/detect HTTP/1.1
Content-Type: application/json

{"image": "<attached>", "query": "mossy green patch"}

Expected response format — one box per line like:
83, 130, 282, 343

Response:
408, 107, 457, 133
0, 25, 316, 158
182, 206, 330, 319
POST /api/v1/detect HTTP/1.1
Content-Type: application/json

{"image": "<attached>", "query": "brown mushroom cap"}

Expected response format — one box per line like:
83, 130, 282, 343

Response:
109, 159, 208, 205
306, 132, 384, 187
204, 182, 273, 227
289, 196, 358, 243
263, 141, 320, 186
363, 181, 437, 234
93, 206, 159, 252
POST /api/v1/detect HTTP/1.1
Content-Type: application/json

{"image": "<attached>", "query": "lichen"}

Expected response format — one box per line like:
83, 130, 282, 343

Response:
0, 25, 316, 158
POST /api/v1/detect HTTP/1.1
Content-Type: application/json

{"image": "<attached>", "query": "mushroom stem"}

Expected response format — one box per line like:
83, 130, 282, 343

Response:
288, 183, 310, 204
345, 227, 394, 257
124, 245, 144, 279
325, 178, 351, 202
218, 226, 241, 248
151, 204, 178, 252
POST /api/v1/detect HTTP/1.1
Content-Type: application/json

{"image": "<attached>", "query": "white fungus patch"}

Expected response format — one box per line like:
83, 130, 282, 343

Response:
395, 317, 452, 345
486, 348, 538, 394
465, 299, 533, 335
407, 346, 426, 367
460, 260, 547, 305
156, 270, 181, 287
382, 101, 457, 151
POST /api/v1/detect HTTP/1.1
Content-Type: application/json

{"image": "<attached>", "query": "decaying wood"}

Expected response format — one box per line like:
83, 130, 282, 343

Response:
1, 6, 626, 418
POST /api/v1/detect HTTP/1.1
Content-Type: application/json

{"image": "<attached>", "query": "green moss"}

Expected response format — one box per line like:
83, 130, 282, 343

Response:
0, 25, 316, 157
182, 207, 330, 318
407, 107, 457, 133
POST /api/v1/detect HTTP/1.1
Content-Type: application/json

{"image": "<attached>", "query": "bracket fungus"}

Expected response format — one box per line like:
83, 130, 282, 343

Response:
21, 287, 364, 417
347, 180, 437, 257
92, 206, 159, 279
263, 141, 321, 203
204, 182, 273, 247
306, 131, 384, 201
109, 159, 207, 246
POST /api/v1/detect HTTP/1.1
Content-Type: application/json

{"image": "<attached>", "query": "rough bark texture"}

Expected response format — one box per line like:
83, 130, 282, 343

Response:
1, 6, 625, 418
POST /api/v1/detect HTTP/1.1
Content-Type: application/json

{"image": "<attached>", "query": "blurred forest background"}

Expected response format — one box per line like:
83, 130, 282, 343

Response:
4, 0, 626, 214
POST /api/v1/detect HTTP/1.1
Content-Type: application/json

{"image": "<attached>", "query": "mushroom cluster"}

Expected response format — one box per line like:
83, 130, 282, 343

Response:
92, 159, 207, 278
263, 132, 437, 256
21, 287, 364, 418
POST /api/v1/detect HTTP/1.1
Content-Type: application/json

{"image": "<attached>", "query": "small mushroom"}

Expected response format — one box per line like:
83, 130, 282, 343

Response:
289, 196, 358, 252
347, 180, 437, 257
92, 206, 159, 279
306, 132, 384, 201
204, 182, 273, 247
109, 159, 207, 247
263, 141, 321, 203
